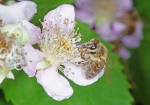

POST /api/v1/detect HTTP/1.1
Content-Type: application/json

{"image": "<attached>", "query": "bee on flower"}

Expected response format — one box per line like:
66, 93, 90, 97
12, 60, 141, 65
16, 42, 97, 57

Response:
22, 4, 105, 101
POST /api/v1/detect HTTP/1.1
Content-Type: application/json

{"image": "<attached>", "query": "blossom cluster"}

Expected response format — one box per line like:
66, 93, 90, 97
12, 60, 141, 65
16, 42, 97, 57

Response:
0, 1, 105, 101
75, 0, 143, 59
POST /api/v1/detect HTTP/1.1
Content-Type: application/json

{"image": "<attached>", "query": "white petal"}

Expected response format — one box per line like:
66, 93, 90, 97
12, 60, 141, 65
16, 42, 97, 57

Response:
0, 1, 37, 25
36, 60, 51, 70
22, 20, 42, 45
6, 71, 14, 79
64, 63, 105, 86
36, 65, 73, 101
0, 73, 6, 84
43, 4, 75, 33
22, 44, 45, 77
0, 71, 14, 84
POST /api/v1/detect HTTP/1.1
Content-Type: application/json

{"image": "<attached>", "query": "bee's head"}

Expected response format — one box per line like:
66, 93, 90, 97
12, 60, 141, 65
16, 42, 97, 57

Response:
83, 38, 100, 54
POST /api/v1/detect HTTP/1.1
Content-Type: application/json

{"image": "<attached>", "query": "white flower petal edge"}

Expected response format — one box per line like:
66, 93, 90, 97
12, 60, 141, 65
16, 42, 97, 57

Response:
22, 44, 45, 77
43, 4, 75, 33
6, 71, 14, 79
0, 71, 14, 84
36, 65, 73, 101
22, 20, 42, 45
64, 63, 105, 86
0, 74, 6, 84
0, 1, 37, 25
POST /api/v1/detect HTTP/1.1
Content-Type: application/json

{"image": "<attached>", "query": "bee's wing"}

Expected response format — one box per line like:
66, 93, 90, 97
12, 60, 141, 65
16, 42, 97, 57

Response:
106, 55, 114, 85
101, 56, 113, 85
105, 65, 112, 85
106, 54, 114, 68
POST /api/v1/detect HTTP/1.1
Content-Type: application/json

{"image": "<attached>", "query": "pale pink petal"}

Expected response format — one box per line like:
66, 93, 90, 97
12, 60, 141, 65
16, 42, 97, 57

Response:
117, 0, 133, 12
22, 20, 42, 45
111, 21, 126, 35
75, 0, 93, 13
22, 44, 45, 77
36, 66, 73, 101
43, 4, 75, 33
134, 22, 143, 40
118, 46, 130, 60
121, 22, 143, 48
75, 9, 95, 25
63, 63, 105, 86
121, 35, 140, 48
0, 1, 37, 25
96, 22, 119, 41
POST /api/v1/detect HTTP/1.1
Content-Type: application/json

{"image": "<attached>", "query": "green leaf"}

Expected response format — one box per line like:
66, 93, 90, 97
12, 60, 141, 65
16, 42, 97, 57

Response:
0, 99, 12, 105
134, 0, 150, 20
0, 21, 133, 105
0, 89, 12, 105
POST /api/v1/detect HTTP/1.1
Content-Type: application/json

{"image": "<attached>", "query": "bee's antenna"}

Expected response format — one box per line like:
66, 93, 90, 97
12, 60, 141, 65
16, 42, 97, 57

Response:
80, 32, 90, 41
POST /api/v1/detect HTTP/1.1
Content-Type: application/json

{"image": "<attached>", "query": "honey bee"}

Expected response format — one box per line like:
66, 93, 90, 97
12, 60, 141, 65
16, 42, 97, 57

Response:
78, 38, 114, 84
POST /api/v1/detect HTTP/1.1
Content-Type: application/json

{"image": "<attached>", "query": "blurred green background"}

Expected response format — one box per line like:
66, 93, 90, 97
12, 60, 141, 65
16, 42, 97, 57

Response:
0, 0, 150, 105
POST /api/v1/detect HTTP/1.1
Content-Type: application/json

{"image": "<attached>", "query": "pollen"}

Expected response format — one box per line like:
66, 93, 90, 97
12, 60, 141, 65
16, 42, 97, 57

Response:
0, 31, 25, 74
39, 15, 81, 65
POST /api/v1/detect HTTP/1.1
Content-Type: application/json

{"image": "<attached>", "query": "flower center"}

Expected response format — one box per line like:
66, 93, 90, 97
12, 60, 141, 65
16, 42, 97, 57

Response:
93, 0, 118, 24
40, 19, 81, 66
0, 32, 24, 74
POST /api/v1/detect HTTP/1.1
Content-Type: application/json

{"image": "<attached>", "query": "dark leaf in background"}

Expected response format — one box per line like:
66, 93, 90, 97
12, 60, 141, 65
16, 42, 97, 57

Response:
123, 0, 150, 105
0, 99, 12, 105
0, 89, 12, 105
125, 24, 150, 105
134, 0, 150, 21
